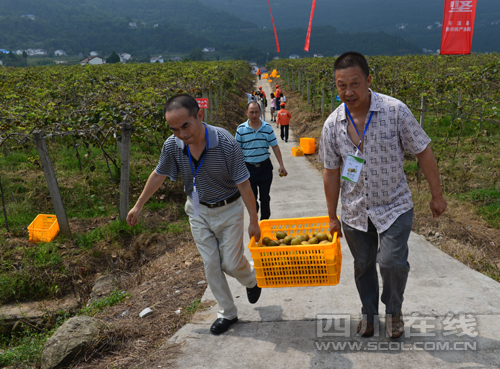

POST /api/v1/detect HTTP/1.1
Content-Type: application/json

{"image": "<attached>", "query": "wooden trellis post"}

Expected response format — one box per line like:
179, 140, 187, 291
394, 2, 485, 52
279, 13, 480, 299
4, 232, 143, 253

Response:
119, 122, 132, 222
209, 88, 214, 123
0, 174, 9, 232
321, 84, 325, 120
202, 90, 208, 122
33, 130, 71, 236
307, 78, 311, 106
331, 84, 336, 112
419, 95, 426, 129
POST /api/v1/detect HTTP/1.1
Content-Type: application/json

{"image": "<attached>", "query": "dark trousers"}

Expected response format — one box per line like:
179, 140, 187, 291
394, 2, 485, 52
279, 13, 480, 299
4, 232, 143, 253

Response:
280, 125, 289, 142
246, 159, 273, 220
342, 209, 413, 323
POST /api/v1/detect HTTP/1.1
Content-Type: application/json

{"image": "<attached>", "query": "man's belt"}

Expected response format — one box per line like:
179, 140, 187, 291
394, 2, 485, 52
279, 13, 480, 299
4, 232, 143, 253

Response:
200, 192, 241, 209
246, 158, 270, 168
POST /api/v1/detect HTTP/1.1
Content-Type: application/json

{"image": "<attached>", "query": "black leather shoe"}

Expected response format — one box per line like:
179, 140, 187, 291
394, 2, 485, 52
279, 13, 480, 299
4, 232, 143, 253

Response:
247, 284, 262, 304
210, 317, 238, 335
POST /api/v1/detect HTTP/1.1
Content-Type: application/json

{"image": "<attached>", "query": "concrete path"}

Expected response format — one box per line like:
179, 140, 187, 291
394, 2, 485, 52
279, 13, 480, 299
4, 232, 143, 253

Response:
150, 79, 500, 368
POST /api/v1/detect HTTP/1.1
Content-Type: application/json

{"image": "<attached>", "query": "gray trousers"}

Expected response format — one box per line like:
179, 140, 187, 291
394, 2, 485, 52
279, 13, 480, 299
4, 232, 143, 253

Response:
342, 209, 413, 323
185, 197, 257, 320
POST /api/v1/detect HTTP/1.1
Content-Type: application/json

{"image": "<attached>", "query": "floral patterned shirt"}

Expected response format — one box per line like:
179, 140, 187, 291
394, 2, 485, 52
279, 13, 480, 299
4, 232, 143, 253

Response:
318, 91, 431, 233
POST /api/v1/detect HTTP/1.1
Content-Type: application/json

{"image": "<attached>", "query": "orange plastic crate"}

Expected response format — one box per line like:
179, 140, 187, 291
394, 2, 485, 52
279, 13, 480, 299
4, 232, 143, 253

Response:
248, 216, 342, 288
292, 146, 304, 156
300, 138, 315, 154
28, 214, 60, 243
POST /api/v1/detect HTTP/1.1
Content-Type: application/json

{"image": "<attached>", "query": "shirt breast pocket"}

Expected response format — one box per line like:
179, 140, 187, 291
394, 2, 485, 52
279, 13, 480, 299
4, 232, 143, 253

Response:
377, 136, 399, 159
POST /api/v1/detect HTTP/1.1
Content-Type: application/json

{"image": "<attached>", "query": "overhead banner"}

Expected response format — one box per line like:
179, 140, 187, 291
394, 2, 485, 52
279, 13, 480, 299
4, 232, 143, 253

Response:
440, 0, 477, 55
268, 0, 280, 53
304, 0, 317, 52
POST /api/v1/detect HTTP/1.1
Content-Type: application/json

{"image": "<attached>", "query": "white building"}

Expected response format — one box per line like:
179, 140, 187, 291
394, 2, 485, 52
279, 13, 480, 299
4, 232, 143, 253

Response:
54, 50, 67, 56
119, 53, 132, 63
202, 47, 215, 53
150, 56, 164, 63
129, 22, 137, 28
171, 57, 182, 62
314, 53, 324, 58
80, 56, 105, 65
90, 51, 99, 56
289, 54, 300, 59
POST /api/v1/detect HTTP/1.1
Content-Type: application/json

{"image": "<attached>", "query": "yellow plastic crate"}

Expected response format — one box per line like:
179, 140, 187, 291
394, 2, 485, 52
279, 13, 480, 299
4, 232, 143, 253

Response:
248, 216, 342, 288
28, 214, 60, 243
292, 146, 304, 156
300, 138, 316, 154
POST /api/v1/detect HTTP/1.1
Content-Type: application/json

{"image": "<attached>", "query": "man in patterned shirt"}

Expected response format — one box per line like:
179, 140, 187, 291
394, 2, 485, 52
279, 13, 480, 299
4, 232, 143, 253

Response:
127, 94, 262, 335
319, 52, 447, 339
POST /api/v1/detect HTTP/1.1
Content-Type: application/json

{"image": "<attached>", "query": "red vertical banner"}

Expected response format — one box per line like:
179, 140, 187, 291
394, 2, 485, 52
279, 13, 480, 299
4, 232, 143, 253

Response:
304, 0, 317, 52
440, 0, 477, 54
268, 0, 280, 53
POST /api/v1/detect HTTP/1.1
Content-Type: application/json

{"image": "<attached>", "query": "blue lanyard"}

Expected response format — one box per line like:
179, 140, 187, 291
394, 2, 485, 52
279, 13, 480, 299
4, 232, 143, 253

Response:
186, 125, 209, 189
345, 106, 374, 151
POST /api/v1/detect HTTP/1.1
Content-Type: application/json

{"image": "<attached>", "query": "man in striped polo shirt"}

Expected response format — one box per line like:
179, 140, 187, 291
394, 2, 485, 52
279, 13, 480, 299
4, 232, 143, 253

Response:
235, 101, 287, 220
127, 94, 262, 335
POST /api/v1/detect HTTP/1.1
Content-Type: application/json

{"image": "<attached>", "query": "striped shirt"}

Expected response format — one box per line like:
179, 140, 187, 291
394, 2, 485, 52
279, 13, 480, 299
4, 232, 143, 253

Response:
155, 123, 250, 203
319, 90, 431, 233
235, 120, 278, 164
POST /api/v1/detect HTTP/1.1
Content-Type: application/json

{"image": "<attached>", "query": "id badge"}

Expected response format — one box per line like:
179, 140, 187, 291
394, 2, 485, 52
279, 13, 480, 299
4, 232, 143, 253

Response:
341, 154, 363, 183
192, 186, 201, 218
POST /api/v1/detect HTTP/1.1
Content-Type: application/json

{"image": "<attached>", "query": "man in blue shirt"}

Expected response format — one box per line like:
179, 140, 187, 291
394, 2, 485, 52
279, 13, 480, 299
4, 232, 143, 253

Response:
235, 101, 287, 220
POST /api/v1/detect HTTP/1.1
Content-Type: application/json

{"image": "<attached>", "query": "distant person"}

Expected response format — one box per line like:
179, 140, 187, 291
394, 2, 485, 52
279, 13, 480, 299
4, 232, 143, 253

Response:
318, 51, 447, 339
275, 84, 282, 107
241, 88, 257, 103
276, 102, 291, 142
256, 68, 262, 80
270, 93, 277, 122
257, 86, 267, 120
235, 101, 287, 220
127, 94, 262, 336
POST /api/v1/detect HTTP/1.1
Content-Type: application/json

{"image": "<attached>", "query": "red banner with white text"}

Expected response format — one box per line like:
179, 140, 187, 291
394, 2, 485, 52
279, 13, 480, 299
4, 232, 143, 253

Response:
440, 0, 477, 54
304, 0, 317, 52
268, 0, 280, 53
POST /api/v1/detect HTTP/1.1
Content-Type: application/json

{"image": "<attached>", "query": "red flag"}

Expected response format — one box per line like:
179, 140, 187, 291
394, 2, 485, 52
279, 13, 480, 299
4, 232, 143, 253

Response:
268, 0, 280, 53
304, 0, 317, 52
440, 0, 477, 54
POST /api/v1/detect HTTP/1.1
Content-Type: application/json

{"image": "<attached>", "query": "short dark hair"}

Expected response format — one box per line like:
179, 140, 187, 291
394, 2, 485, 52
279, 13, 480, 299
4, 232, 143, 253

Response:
334, 51, 370, 79
163, 93, 200, 118
247, 101, 261, 111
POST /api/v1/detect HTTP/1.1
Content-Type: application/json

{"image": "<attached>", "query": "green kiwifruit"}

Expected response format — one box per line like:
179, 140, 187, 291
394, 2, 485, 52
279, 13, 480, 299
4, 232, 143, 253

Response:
275, 231, 287, 240
316, 233, 328, 241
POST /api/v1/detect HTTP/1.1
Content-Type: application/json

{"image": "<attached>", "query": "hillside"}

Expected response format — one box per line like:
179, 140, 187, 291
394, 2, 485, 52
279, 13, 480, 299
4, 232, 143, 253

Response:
201, 0, 500, 52
0, 0, 422, 62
